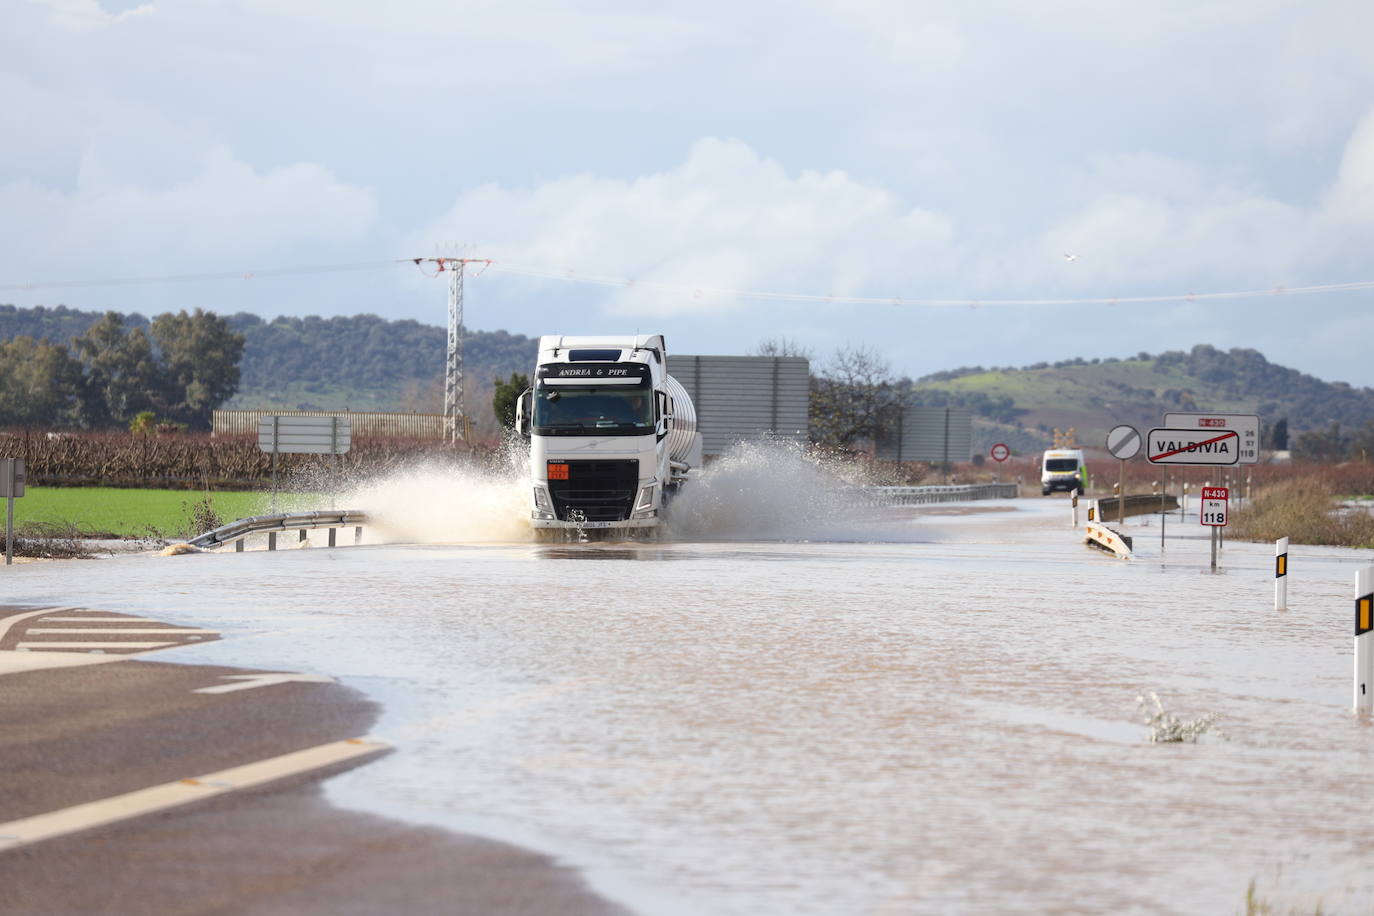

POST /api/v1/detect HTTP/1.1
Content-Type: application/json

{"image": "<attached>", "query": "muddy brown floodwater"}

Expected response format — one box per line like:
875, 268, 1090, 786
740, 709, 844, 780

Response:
8, 450, 1374, 914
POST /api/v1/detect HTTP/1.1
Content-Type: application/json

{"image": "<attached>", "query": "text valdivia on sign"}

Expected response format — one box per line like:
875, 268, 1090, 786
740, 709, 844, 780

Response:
1154, 438, 1231, 455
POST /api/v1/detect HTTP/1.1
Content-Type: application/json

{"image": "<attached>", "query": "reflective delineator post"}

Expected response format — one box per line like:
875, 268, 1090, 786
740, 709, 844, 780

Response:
1071, 489, 1079, 527
1274, 537, 1289, 611
1356, 566, 1373, 713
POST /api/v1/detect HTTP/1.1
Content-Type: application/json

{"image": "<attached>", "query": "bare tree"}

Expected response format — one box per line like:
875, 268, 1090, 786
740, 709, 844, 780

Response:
752, 337, 815, 361
809, 345, 899, 449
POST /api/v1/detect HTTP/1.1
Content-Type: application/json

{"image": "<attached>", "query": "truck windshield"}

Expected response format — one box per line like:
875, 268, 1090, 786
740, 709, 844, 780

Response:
1045, 459, 1079, 472
533, 386, 654, 435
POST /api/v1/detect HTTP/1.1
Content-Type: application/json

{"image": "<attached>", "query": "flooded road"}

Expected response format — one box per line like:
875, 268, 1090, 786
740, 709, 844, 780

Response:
8, 475, 1374, 914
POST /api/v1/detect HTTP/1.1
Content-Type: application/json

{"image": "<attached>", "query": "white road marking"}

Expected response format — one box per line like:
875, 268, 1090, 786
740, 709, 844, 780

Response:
15, 641, 177, 651
0, 736, 390, 850
38, 617, 148, 622
193, 673, 336, 694
0, 608, 81, 645
24, 628, 219, 635
0, 651, 125, 675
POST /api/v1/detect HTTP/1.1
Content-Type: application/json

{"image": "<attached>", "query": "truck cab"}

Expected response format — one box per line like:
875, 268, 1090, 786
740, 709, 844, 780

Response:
516, 334, 699, 533
1041, 448, 1088, 495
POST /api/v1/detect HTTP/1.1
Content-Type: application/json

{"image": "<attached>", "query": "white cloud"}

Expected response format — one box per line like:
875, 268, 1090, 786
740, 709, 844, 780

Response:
0, 147, 377, 278
29, 0, 153, 31
415, 138, 953, 317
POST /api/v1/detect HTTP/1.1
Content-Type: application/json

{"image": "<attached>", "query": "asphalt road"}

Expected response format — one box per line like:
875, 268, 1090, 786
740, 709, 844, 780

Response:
0, 604, 630, 916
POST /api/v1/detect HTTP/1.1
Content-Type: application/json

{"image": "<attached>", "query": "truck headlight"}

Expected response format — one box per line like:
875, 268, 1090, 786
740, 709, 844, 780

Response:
633, 482, 657, 514
532, 485, 554, 518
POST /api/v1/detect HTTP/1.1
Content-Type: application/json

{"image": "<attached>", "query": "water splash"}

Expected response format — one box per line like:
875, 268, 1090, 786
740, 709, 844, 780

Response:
335, 438, 927, 545
664, 439, 918, 542
338, 439, 533, 544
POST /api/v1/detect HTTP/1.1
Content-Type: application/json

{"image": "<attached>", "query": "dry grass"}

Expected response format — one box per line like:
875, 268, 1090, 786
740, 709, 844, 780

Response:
0, 519, 100, 559
1230, 476, 1374, 547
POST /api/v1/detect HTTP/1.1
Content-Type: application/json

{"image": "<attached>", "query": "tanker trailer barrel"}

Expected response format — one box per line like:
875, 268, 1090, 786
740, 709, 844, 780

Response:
664, 375, 701, 467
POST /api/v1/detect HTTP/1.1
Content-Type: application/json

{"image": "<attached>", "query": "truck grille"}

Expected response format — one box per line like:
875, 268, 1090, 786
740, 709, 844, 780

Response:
547, 460, 639, 521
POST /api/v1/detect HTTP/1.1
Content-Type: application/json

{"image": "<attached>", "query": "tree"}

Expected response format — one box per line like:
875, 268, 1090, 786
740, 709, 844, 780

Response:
0, 336, 85, 428
809, 345, 898, 449
1293, 422, 1349, 463
752, 337, 815, 361
150, 309, 245, 429
71, 312, 162, 427
492, 372, 530, 431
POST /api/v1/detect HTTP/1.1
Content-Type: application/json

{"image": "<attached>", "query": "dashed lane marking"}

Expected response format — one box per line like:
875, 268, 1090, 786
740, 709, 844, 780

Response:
24, 628, 218, 635
193, 673, 336, 694
0, 737, 391, 851
16, 642, 178, 651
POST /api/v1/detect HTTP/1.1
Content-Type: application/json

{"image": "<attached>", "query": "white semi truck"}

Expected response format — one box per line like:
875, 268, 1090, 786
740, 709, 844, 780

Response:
516, 334, 701, 533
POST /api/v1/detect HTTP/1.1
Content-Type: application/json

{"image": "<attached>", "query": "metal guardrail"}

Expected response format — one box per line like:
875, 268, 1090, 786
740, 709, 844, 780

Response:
865, 483, 1020, 505
188, 510, 370, 551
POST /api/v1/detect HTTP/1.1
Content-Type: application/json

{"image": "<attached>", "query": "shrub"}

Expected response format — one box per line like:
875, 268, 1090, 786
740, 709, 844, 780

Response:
1231, 476, 1374, 547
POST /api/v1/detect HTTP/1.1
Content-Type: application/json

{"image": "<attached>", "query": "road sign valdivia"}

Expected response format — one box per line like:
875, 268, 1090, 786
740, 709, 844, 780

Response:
1163, 412, 1259, 464
1146, 428, 1239, 466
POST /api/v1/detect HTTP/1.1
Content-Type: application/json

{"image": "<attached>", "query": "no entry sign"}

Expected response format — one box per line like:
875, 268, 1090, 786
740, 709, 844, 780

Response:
1200, 486, 1229, 526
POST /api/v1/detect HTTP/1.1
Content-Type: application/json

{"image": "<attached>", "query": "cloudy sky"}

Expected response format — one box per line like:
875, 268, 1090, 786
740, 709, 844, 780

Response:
5, 0, 1374, 386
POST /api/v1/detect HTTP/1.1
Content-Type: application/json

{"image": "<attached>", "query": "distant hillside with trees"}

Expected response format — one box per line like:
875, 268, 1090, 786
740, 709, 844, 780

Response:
6, 304, 1374, 461
908, 344, 1374, 461
0, 304, 538, 435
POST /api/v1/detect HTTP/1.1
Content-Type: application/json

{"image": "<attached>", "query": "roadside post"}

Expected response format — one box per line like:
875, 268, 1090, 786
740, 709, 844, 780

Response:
1275, 537, 1289, 611
989, 443, 1009, 484
1105, 425, 1141, 527
1155, 480, 1166, 550
1356, 567, 1373, 712
258, 415, 353, 513
1200, 486, 1229, 571
1071, 489, 1080, 527
2, 458, 24, 566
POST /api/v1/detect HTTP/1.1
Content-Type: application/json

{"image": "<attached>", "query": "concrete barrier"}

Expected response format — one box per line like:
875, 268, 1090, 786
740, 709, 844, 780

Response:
1095, 493, 1180, 520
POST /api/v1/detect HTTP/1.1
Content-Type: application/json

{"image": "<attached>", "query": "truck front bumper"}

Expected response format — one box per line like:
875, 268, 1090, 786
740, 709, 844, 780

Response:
530, 515, 660, 530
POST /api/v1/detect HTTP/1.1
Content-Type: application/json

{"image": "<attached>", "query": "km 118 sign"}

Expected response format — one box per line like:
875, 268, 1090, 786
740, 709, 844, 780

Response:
1146, 428, 1239, 466
1200, 486, 1229, 526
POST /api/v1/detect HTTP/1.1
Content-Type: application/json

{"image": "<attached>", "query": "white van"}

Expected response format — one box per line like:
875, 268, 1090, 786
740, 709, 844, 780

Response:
1041, 449, 1088, 495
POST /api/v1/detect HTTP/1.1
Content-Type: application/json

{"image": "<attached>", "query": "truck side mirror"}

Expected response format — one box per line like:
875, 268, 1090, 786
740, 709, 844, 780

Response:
516, 388, 532, 438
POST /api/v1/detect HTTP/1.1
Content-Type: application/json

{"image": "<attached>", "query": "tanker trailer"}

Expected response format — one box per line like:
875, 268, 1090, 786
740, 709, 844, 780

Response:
516, 334, 701, 533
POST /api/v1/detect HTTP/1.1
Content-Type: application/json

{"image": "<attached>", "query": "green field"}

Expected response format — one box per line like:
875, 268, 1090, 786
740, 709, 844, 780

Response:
9, 487, 326, 538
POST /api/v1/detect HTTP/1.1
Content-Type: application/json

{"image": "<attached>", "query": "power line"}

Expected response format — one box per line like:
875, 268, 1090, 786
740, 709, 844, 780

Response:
0, 259, 409, 292
485, 262, 1374, 308
4, 256, 1374, 309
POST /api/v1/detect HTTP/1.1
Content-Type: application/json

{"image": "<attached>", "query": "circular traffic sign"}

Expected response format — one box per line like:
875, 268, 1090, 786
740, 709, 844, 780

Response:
1106, 424, 1142, 459
990, 443, 1010, 462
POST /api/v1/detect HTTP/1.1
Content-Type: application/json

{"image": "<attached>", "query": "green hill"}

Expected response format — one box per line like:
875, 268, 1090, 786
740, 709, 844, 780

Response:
0, 304, 537, 435
6, 305, 1373, 451
907, 345, 1374, 455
